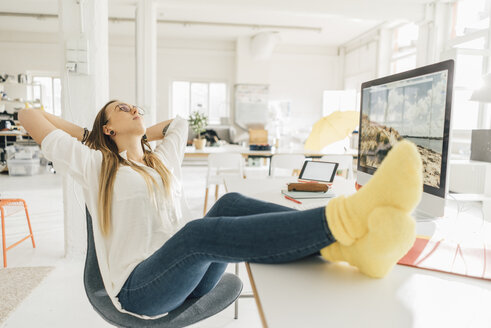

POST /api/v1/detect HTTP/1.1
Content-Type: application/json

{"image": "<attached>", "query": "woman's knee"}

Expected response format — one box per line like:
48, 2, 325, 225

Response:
218, 192, 243, 204
205, 192, 247, 218
182, 218, 218, 237
211, 192, 243, 212
182, 218, 203, 233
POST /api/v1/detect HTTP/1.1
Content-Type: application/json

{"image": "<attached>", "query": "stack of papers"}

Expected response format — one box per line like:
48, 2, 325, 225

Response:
281, 189, 336, 199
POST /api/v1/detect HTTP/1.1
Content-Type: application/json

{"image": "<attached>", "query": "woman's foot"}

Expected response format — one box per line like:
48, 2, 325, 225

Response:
321, 207, 415, 278
320, 140, 422, 278
325, 140, 422, 246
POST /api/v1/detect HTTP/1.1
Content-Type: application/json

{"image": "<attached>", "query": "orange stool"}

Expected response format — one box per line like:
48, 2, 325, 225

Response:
0, 199, 36, 267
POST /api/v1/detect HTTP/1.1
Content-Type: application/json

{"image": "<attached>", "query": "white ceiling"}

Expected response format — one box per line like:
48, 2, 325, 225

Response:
0, 0, 434, 46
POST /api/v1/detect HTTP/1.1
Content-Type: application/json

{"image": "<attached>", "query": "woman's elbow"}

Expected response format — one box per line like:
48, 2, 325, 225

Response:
18, 108, 35, 127
18, 108, 45, 136
18, 108, 28, 125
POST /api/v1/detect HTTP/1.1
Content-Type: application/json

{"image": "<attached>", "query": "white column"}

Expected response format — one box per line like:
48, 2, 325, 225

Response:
376, 28, 392, 78
337, 47, 346, 89
422, 2, 452, 64
135, 0, 157, 126
479, 4, 491, 130
58, 0, 109, 258
416, 22, 430, 66
416, 3, 434, 67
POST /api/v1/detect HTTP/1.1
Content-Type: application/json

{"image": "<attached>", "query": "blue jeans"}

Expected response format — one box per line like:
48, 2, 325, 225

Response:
117, 192, 336, 316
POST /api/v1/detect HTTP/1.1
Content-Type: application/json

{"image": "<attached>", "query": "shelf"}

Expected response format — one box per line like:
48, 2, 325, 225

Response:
0, 99, 41, 105
0, 82, 41, 87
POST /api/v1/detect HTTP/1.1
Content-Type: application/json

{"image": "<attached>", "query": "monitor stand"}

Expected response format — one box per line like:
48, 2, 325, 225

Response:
413, 209, 439, 221
412, 192, 446, 221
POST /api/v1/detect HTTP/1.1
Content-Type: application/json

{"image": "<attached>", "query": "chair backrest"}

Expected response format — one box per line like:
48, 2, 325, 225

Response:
207, 153, 244, 184
270, 154, 305, 177
84, 207, 243, 327
320, 154, 354, 180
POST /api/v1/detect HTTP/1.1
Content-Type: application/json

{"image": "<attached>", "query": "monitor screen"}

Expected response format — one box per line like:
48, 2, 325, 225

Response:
358, 60, 454, 199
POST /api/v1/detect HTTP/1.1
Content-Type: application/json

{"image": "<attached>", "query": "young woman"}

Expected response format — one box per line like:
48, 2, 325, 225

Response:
19, 100, 422, 318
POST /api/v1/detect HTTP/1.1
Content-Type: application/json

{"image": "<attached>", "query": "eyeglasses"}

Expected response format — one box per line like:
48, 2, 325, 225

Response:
116, 104, 145, 116
105, 104, 145, 124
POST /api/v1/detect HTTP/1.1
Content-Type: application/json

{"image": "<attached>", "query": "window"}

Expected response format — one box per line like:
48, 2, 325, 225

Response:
390, 23, 419, 74
451, 0, 489, 38
31, 76, 62, 116
171, 81, 228, 124
447, 0, 491, 130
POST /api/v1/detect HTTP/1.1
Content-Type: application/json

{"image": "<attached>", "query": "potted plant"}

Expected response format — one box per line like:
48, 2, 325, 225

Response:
188, 110, 208, 150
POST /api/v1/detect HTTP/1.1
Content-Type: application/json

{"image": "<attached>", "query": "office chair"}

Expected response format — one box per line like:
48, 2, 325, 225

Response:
84, 207, 243, 327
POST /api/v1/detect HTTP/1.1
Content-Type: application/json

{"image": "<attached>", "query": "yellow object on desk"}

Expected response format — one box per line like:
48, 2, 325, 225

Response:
305, 110, 359, 151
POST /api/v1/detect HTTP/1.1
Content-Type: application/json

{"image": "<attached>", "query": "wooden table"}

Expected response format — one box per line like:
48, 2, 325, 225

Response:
0, 130, 30, 143
0, 131, 29, 137
184, 145, 344, 159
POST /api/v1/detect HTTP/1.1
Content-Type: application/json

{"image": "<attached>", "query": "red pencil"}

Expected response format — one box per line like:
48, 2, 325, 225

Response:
284, 195, 302, 204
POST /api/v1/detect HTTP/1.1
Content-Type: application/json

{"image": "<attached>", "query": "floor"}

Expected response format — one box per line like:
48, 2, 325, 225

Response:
0, 165, 265, 328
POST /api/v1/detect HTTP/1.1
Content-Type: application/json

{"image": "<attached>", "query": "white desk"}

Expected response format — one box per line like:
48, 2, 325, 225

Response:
224, 177, 491, 328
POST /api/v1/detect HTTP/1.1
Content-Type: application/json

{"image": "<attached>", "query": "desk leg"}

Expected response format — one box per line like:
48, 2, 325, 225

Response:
484, 164, 491, 222
245, 263, 269, 328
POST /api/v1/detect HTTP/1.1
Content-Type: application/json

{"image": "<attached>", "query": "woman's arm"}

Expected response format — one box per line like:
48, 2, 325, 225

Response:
153, 117, 189, 166
145, 119, 173, 142
20, 108, 102, 189
18, 108, 84, 144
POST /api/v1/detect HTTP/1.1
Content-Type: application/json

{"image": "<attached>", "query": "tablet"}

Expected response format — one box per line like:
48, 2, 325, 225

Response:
298, 160, 339, 183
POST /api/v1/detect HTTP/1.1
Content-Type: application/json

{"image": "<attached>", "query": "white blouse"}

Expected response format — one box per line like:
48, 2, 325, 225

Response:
40, 116, 194, 319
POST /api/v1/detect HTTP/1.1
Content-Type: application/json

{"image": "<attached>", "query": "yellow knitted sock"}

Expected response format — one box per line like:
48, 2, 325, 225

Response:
325, 140, 422, 246
320, 207, 415, 278
319, 140, 422, 278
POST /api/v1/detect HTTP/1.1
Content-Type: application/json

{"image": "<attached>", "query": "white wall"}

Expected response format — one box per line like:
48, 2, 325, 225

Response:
235, 36, 271, 85
270, 47, 339, 129
0, 32, 340, 132
0, 33, 60, 74
157, 39, 235, 123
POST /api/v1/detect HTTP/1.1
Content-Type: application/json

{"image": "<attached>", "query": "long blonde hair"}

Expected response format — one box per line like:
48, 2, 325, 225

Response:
85, 100, 172, 236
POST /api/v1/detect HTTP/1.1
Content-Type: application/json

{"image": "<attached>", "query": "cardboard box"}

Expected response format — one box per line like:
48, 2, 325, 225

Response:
249, 129, 268, 145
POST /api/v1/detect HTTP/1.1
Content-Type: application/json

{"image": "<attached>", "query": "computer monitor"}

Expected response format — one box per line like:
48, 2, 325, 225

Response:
357, 60, 454, 219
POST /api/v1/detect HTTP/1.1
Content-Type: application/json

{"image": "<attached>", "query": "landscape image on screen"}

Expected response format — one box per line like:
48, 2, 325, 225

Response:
359, 70, 448, 188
